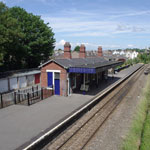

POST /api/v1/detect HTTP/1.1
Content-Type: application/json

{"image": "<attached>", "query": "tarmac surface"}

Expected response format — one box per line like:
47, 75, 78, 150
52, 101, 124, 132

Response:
0, 64, 142, 150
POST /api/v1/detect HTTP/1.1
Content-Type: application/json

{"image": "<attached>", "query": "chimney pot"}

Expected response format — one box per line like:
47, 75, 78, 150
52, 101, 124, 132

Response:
64, 42, 72, 59
98, 46, 103, 57
64, 42, 71, 48
79, 44, 86, 58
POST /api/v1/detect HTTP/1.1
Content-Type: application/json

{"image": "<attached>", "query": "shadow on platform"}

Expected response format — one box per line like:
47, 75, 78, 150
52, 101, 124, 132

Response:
73, 76, 121, 96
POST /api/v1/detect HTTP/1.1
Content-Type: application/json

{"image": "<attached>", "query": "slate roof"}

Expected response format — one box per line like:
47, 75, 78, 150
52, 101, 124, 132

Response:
74, 60, 121, 69
40, 57, 122, 69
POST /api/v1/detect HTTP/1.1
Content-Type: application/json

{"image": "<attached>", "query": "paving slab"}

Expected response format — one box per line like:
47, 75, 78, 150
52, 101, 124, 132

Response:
0, 64, 142, 150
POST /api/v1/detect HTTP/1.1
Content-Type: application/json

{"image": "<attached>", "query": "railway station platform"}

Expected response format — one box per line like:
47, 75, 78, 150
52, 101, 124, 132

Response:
0, 64, 142, 150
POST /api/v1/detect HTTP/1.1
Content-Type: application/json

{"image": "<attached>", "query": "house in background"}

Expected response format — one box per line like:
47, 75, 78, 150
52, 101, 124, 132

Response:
125, 51, 139, 59
112, 49, 139, 59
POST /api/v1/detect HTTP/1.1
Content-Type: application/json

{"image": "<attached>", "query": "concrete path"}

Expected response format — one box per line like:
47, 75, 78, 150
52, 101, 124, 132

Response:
0, 64, 142, 150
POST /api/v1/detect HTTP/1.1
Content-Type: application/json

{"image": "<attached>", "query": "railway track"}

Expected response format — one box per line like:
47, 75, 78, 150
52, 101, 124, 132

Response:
23, 64, 145, 150
45, 65, 145, 150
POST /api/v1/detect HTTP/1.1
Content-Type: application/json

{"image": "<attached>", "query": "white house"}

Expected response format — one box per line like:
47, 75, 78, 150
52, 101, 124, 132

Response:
120, 51, 125, 55
113, 50, 120, 55
126, 51, 139, 59
113, 50, 125, 55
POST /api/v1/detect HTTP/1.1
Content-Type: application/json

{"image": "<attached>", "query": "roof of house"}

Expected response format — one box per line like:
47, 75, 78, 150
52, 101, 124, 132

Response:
40, 57, 122, 69
40, 57, 105, 68
104, 54, 127, 60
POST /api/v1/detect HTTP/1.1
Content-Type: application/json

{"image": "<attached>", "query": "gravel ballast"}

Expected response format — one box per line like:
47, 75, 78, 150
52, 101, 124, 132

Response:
84, 68, 148, 150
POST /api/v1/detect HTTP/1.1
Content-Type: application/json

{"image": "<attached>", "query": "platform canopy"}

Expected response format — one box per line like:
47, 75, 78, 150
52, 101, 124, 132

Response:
69, 67, 96, 74
68, 61, 122, 74
40, 57, 123, 74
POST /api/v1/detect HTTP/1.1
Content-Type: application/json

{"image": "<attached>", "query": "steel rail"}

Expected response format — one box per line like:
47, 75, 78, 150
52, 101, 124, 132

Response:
23, 64, 144, 150
49, 64, 145, 150
80, 64, 145, 150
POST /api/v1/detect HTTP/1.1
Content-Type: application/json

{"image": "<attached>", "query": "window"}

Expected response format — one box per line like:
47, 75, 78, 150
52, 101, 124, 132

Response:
55, 72, 60, 79
47, 72, 53, 88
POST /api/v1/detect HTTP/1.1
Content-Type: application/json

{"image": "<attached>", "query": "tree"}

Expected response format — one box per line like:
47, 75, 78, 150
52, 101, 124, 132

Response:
9, 7, 55, 68
74, 45, 80, 52
132, 58, 139, 64
0, 3, 55, 70
0, 2, 23, 70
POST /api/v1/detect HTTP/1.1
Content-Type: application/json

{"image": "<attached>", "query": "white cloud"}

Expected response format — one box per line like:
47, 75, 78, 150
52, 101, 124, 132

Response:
127, 44, 134, 47
42, 15, 117, 38
55, 39, 66, 47
42, 11, 149, 38
41, 8, 150, 49
109, 10, 150, 20
114, 23, 148, 34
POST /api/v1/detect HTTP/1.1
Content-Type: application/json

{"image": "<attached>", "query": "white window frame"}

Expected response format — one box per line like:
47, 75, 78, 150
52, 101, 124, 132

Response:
46, 70, 61, 89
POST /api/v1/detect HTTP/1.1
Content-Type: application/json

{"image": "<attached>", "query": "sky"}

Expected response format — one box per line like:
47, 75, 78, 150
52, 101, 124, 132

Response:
1, 0, 150, 50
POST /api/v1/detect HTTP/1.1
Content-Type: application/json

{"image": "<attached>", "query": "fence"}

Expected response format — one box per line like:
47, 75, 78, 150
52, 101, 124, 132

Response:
0, 86, 53, 108
0, 91, 14, 108
14, 89, 41, 106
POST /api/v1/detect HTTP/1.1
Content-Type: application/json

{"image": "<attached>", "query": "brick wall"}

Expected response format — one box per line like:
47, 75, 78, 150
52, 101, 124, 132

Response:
41, 62, 68, 96
79, 44, 86, 58
64, 42, 72, 59
98, 46, 103, 57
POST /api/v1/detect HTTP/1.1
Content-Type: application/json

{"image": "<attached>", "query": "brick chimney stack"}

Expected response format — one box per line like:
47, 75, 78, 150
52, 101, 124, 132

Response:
64, 42, 72, 59
98, 46, 103, 57
79, 44, 86, 58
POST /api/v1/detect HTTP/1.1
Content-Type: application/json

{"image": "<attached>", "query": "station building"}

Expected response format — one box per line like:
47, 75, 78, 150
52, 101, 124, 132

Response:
40, 42, 123, 96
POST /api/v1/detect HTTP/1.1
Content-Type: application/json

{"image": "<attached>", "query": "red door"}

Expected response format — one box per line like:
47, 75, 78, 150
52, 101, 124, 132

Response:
35, 74, 40, 84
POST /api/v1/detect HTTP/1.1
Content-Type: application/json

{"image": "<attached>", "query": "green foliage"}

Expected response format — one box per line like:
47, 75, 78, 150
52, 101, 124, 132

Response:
137, 53, 150, 64
74, 45, 80, 52
140, 111, 150, 150
124, 53, 150, 66
122, 75, 150, 150
125, 59, 133, 65
0, 2, 55, 71
132, 58, 140, 64
0, 2, 23, 69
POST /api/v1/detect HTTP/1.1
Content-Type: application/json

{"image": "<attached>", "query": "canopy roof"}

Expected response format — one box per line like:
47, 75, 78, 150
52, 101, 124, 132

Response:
40, 57, 123, 74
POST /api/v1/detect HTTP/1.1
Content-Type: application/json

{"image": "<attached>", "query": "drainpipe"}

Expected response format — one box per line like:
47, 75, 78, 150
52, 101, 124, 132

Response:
84, 73, 85, 90
67, 73, 70, 96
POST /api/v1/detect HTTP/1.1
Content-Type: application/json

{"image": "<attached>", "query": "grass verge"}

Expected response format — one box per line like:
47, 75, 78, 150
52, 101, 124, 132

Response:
140, 110, 150, 150
122, 75, 150, 150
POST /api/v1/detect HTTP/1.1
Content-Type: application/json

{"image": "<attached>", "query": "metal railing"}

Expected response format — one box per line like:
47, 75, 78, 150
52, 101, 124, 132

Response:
0, 86, 53, 108
14, 89, 42, 106
0, 92, 14, 108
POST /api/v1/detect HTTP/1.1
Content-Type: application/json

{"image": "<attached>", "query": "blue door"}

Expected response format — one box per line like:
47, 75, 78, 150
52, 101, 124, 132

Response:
47, 72, 53, 88
55, 79, 60, 95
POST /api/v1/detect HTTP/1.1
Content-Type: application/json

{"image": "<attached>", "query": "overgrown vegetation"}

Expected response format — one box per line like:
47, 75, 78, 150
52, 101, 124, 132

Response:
124, 53, 150, 66
140, 104, 150, 150
122, 75, 150, 150
0, 2, 55, 71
